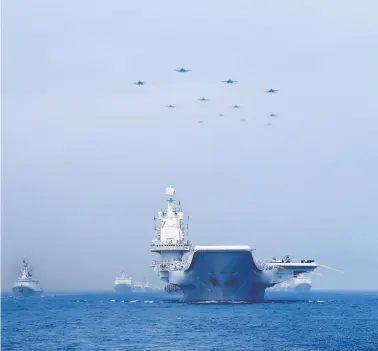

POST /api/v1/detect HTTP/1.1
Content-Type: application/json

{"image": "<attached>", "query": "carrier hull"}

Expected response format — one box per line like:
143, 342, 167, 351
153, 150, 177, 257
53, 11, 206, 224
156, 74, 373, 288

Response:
168, 248, 269, 302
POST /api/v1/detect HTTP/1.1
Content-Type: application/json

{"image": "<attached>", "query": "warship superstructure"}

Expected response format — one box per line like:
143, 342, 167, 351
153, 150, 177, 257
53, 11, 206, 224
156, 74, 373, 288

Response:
151, 185, 319, 302
114, 271, 133, 293
12, 258, 43, 297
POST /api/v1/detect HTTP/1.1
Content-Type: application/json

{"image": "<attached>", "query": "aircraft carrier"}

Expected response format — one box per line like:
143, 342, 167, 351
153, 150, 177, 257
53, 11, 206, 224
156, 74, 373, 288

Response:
151, 185, 318, 302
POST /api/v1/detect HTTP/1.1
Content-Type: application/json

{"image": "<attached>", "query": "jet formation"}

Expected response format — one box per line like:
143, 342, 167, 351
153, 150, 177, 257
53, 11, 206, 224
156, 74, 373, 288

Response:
133, 69, 280, 126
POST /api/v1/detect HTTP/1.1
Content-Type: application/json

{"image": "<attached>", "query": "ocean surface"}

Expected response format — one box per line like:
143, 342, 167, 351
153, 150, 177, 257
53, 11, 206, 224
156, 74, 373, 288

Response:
2, 290, 378, 351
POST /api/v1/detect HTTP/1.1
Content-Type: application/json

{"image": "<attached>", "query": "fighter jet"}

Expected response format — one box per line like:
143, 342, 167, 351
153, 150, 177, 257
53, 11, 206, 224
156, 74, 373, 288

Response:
232, 105, 240, 109
240, 119, 247, 123
265, 88, 279, 93
270, 113, 277, 117
175, 68, 192, 73
133, 80, 146, 85
218, 113, 224, 117
222, 79, 238, 84
198, 120, 204, 124
266, 122, 271, 126
199, 97, 209, 102
166, 104, 175, 108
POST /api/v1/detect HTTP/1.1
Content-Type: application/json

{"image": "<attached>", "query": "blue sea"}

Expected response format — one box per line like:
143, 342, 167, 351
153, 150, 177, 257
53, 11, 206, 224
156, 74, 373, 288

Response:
2, 290, 378, 351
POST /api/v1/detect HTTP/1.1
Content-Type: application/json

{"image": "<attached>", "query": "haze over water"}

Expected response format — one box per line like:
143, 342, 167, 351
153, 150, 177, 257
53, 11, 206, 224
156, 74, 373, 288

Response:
2, 0, 378, 292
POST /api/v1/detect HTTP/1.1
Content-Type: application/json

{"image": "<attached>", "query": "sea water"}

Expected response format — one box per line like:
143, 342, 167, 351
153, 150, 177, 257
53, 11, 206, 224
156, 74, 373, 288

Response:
2, 291, 378, 351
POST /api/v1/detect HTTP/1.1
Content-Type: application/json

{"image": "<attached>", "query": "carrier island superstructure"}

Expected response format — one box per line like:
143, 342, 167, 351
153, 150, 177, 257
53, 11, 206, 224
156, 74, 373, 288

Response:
151, 185, 318, 302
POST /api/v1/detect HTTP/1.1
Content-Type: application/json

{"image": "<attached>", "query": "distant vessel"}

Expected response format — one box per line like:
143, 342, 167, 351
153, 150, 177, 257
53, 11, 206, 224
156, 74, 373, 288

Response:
114, 271, 133, 293
143, 278, 153, 292
133, 282, 144, 292
151, 185, 319, 302
12, 258, 43, 297
269, 273, 312, 293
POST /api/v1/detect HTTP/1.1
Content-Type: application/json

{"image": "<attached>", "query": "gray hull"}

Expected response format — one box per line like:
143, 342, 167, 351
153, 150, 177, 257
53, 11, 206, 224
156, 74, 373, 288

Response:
169, 250, 268, 302
114, 284, 133, 293
12, 286, 41, 297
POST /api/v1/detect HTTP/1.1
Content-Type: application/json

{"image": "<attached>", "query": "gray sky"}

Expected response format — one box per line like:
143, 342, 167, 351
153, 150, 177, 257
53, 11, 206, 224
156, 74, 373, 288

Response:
2, 0, 378, 291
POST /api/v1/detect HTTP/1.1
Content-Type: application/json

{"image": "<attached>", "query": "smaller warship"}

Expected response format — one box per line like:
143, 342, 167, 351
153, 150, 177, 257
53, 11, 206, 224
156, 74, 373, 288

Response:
132, 279, 153, 292
143, 278, 153, 292
114, 271, 133, 293
12, 258, 43, 297
114, 272, 156, 293
133, 282, 144, 292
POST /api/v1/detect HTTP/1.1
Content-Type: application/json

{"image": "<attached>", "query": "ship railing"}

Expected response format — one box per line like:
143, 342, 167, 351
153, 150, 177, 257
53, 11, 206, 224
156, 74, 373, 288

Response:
151, 239, 191, 245
151, 243, 190, 246
151, 260, 186, 272
150, 243, 192, 250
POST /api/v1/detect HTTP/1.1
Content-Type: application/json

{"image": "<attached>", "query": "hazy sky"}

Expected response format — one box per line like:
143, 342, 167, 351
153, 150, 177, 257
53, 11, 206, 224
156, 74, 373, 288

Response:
2, 0, 378, 291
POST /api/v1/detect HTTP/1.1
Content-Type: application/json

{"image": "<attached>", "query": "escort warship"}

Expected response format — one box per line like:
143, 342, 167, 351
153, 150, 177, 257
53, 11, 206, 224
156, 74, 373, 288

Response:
151, 185, 318, 302
12, 258, 43, 297
114, 272, 154, 293
114, 271, 133, 293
